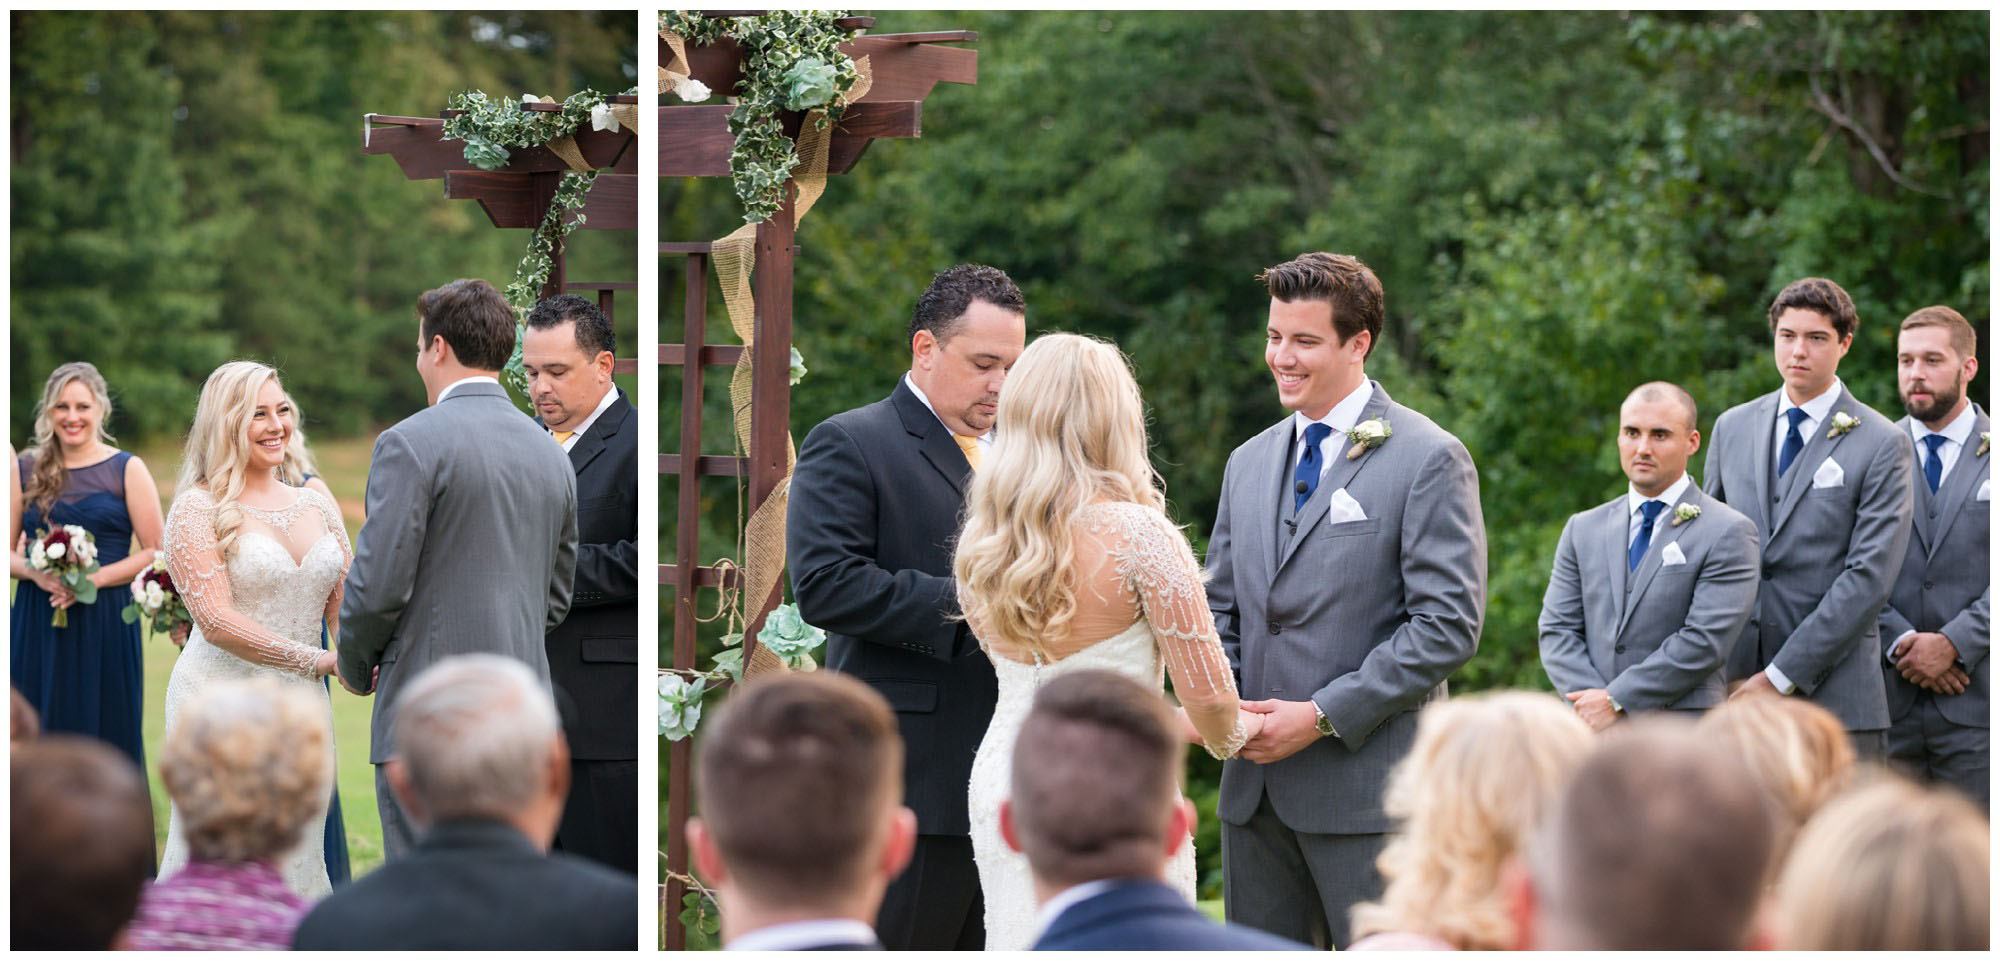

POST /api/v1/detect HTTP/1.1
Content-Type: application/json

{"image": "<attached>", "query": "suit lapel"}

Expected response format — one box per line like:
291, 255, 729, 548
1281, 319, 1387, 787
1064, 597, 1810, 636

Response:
566, 392, 628, 475
1769, 387, 1853, 539
1745, 392, 1778, 536
892, 381, 971, 495
1248, 420, 1290, 579
1615, 484, 1699, 640
1926, 406, 1990, 563
1600, 498, 1629, 625
1277, 385, 1391, 573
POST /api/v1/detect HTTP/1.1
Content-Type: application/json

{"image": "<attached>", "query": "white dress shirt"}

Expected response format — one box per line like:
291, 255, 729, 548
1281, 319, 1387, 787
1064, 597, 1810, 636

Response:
904, 372, 993, 450
1885, 402, 1980, 662
436, 374, 500, 403
550, 385, 621, 453
1290, 379, 1376, 479
726, 918, 881, 951
1626, 473, 1693, 548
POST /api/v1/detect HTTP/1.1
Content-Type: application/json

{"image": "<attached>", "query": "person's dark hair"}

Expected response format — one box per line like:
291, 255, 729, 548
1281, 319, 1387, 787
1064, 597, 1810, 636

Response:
1258, 252, 1385, 358
12, 736, 156, 949
1900, 305, 1978, 360
1009, 669, 1181, 889
1767, 277, 1858, 341
526, 293, 616, 358
1528, 720, 1774, 950
695, 672, 903, 903
417, 278, 516, 371
908, 264, 1026, 348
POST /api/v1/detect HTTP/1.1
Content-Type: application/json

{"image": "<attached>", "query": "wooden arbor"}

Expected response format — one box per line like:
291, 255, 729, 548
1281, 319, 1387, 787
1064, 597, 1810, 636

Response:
365, 97, 641, 369
662, 15, 975, 948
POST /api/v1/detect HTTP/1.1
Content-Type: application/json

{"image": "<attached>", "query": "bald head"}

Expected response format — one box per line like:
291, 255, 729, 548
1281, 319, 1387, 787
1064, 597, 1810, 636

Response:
1618, 382, 1701, 498
1622, 382, 1698, 433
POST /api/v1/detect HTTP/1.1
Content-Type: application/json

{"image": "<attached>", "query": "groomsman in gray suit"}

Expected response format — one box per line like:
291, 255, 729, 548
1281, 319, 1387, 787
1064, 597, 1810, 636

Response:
1702, 277, 1914, 756
1880, 305, 1988, 805
1206, 252, 1485, 949
1539, 382, 1761, 728
339, 278, 579, 859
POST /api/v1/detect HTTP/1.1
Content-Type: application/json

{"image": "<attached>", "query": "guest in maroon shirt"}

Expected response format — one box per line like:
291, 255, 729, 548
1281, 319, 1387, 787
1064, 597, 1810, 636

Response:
126, 678, 330, 950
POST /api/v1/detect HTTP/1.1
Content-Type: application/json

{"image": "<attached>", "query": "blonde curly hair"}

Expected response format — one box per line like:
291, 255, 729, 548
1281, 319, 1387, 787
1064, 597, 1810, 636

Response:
1696, 694, 1853, 865
159, 677, 329, 863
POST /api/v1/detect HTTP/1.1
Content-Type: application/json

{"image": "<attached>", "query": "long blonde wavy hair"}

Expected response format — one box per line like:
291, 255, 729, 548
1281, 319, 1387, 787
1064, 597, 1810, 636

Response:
178, 361, 283, 558
1351, 692, 1594, 949
277, 392, 320, 488
952, 333, 1163, 662
24, 362, 117, 519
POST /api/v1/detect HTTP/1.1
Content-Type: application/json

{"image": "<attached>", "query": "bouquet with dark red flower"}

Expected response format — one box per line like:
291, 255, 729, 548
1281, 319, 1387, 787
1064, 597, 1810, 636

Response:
27, 524, 100, 628
123, 558, 192, 642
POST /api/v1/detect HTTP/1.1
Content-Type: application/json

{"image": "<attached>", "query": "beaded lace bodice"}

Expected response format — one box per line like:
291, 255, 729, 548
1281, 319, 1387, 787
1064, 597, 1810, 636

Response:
163, 486, 350, 678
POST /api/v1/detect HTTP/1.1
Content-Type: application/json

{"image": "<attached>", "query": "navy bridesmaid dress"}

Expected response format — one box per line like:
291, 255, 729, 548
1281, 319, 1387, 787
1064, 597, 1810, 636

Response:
297, 473, 352, 887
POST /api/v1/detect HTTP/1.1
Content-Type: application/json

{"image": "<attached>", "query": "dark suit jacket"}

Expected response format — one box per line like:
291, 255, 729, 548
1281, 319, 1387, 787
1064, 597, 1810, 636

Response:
786, 380, 998, 836
1032, 879, 1311, 951
290, 819, 636, 950
546, 389, 638, 760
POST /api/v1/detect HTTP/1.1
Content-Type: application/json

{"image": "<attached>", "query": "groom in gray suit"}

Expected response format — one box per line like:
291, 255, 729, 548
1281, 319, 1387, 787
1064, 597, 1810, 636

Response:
1539, 382, 1761, 727
1880, 306, 1988, 805
1206, 252, 1485, 949
339, 278, 579, 859
1702, 277, 1913, 756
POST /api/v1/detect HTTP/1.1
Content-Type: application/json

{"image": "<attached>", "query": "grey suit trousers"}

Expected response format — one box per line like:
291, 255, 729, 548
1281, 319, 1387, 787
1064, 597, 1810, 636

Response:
1222, 793, 1385, 950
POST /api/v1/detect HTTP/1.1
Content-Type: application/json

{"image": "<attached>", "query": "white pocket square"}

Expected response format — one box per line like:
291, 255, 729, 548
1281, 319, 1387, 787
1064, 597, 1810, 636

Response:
1811, 458, 1845, 489
1978, 479, 1990, 502
1325, 488, 1368, 525
1660, 542, 1687, 567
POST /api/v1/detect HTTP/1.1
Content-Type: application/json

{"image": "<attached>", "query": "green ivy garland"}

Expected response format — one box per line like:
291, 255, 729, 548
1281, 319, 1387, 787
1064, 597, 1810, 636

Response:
661, 10, 864, 224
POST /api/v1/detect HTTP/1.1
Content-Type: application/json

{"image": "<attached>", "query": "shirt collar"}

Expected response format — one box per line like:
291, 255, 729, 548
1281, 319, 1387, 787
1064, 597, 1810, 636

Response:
1293, 379, 1376, 441
904, 372, 992, 443
1628, 472, 1693, 516
1778, 377, 1843, 423
726, 919, 880, 951
1910, 401, 1977, 447
1032, 878, 1122, 944
553, 386, 621, 442
437, 375, 500, 403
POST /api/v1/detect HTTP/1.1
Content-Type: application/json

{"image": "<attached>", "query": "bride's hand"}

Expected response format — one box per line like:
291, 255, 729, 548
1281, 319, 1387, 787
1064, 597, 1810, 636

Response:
169, 622, 191, 648
1242, 710, 1267, 742
314, 650, 337, 678
1173, 706, 1203, 744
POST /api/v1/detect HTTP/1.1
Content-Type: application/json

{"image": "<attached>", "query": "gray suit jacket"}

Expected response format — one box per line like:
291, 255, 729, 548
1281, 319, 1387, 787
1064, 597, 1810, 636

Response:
1879, 406, 1990, 728
1703, 384, 1913, 731
1539, 483, 1761, 712
1207, 382, 1485, 834
339, 381, 579, 762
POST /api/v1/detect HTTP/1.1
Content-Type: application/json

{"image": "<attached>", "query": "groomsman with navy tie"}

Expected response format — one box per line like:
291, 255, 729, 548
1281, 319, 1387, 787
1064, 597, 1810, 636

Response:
1539, 383, 1761, 728
1879, 306, 1988, 805
1702, 277, 1914, 756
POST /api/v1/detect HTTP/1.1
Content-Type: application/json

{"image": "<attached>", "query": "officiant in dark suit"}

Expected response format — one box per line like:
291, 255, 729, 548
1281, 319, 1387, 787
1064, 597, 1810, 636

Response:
522, 294, 638, 873
787, 264, 1027, 950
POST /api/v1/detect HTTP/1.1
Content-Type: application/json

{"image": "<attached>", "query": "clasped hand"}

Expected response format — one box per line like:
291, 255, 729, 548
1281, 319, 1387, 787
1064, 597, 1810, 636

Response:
1896, 632, 1969, 696
1237, 699, 1323, 764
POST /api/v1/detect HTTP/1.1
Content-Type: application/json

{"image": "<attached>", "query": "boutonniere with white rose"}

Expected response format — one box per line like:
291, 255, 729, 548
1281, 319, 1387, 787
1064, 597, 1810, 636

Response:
1826, 410, 1859, 439
1979, 432, 1990, 458
1345, 418, 1392, 460
1670, 503, 1701, 527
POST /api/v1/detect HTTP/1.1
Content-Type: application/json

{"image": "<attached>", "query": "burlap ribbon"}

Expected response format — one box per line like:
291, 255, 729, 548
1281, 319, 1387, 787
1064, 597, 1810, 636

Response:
610, 103, 640, 134
528, 96, 594, 173
661, 29, 692, 97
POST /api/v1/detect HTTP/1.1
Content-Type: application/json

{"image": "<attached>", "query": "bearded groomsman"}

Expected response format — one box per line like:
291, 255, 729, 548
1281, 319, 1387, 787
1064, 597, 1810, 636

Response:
1539, 383, 1761, 728
1702, 277, 1914, 756
1206, 252, 1485, 949
1879, 306, 1988, 805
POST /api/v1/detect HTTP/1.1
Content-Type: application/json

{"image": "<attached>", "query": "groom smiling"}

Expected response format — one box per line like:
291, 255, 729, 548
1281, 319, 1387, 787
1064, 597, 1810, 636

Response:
1205, 253, 1486, 949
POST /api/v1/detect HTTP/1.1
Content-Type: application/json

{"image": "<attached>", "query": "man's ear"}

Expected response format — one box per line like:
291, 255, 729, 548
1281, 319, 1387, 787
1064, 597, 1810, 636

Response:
1500, 854, 1537, 950
999, 798, 1023, 854
687, 817, 728, 885
1164, 797, 1195, 859
911, 329, 937, 371
594, 349, 616, 379
880, 805, 917, 882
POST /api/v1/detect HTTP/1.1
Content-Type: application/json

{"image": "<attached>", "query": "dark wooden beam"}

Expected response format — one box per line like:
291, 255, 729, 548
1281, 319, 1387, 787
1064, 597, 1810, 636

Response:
661, 100, 921, 177
661, 344, 744, 366
674, 31, 974, 107
364, 115, 634, 181
660, 454, 748, 477
445, 172, 637, 231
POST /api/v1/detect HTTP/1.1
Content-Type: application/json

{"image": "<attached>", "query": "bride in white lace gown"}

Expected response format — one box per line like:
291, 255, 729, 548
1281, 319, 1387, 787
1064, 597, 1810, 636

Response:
954, 334, 1262, 950
159, 362, 349, 899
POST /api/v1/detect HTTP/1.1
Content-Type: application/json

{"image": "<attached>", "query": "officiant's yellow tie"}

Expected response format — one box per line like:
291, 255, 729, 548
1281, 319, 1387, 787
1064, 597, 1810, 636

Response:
553, 430, 574, 446
954, 433, 983, 472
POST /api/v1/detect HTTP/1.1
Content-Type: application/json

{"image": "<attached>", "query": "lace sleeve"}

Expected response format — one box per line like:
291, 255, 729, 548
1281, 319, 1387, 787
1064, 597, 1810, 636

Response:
1097, 503, 1251, 760
163, 491, 325, 678
309, 488, 351, 632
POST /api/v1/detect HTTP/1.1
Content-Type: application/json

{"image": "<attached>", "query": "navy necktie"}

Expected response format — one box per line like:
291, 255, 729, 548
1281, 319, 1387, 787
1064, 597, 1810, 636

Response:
1778, 407, 1809, 477
1629, 500, 1666, 572
1923, 433, 1947, 494
1294, 423, 1334, 512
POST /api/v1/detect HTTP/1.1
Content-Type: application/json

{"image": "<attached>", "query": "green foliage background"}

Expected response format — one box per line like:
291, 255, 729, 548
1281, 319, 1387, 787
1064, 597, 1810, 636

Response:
666, 10, 1988, 903
12, 11, 638, 441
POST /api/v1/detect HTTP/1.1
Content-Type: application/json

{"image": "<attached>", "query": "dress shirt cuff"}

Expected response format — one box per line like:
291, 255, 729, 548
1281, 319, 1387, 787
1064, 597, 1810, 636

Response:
1887, 630, 1917, 664
1764, 662, 1798, 695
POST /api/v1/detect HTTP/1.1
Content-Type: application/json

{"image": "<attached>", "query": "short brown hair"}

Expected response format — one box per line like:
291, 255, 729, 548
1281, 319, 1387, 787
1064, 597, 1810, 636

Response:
1529, 720, 1774, 950
418, 278, 516, 371
12, 736, 156, 949
1009, 670, 1181, 889
1258, 252, 1384, 357
1899, 305, 1978, 359
1778, 775, 1988, 950
1767, 277, 1858, 340
694, 672, 903, 903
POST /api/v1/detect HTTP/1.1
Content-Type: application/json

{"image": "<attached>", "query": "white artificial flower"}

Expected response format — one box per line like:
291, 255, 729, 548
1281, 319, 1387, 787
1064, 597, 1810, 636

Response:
522, 93, 540, 105
590, 102, 620, 132
45, 541, 65, 561
675, 76, 712, 103
29, 543, 46, 569
145, 582, 166, 609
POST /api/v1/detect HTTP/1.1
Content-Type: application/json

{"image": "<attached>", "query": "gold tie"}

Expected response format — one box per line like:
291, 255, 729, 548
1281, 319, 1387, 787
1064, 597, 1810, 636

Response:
553, 430, 574, 446
954, 433, 983, 472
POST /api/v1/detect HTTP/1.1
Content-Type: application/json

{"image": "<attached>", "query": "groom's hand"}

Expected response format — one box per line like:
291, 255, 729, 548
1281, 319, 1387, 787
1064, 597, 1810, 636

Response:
1237, 699, 1323, 764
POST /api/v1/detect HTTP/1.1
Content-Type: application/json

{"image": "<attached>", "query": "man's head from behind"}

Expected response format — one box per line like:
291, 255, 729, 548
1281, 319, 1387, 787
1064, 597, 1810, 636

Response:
1000, 669, 1192, 891
386, 654, 569, 845
1510, 719, 1775, 950
522, 293, 617, 433
415, 278, 517, 403
12, 736, 156, 950
906, 264, 1027, 437
689, 672, 914, 933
